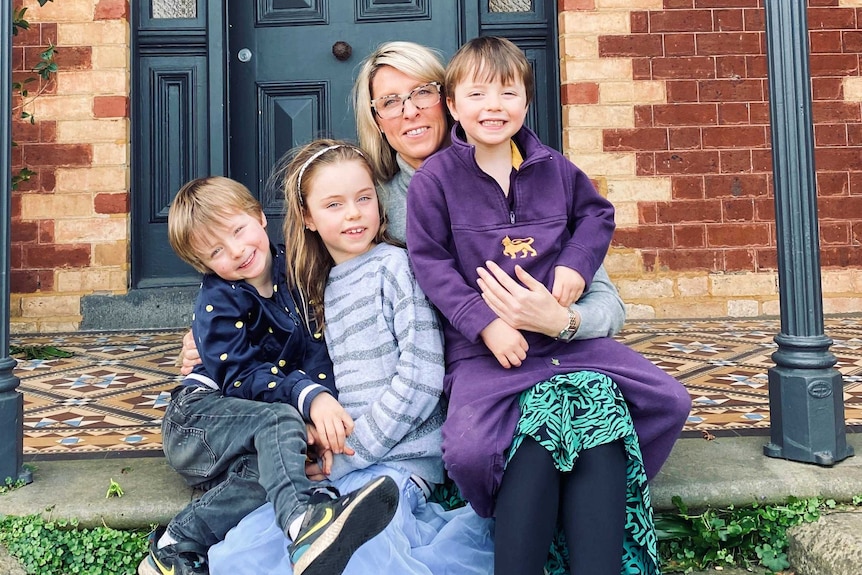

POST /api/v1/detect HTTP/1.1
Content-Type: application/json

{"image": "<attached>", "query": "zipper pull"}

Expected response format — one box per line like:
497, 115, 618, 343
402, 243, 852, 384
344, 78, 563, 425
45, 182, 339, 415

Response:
510, 211, 515, 224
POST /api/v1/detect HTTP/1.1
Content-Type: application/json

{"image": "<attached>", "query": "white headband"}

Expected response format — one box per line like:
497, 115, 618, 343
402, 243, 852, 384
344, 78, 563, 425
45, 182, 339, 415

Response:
297, 144, 366, 205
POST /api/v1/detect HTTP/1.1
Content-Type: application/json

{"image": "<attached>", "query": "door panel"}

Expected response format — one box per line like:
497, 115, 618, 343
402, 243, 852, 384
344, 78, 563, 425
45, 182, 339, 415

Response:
228, 0, 474, 241
133, 54, 211, 287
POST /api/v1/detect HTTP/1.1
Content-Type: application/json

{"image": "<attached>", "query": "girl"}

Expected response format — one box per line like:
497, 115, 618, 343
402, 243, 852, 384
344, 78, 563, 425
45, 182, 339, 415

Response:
207, 139, 494, 575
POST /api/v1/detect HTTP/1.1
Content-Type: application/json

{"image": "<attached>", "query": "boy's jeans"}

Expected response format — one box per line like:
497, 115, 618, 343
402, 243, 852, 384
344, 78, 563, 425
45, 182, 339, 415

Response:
162, 385, 314, 548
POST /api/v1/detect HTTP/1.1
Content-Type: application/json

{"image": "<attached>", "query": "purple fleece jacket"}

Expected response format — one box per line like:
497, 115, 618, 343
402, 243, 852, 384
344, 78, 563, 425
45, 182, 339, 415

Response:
406, 123, 615, 364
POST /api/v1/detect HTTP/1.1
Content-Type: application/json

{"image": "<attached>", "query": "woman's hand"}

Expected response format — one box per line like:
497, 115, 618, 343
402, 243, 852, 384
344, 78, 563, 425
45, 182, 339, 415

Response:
179, 329, 202, 376
477, 261, 570, 338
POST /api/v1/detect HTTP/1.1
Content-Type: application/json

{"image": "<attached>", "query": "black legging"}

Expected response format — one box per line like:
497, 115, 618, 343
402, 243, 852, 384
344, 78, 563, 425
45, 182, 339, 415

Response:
494, 437, 627, 575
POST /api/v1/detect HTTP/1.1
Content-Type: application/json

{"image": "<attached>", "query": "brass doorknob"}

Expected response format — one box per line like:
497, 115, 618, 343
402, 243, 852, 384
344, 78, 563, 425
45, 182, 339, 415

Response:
332, 41, 352, 62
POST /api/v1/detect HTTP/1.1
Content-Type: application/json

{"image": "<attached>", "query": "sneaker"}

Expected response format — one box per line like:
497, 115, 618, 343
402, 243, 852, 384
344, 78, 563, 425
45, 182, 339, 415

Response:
137, 526, 209, 575
288, 475, 399, 575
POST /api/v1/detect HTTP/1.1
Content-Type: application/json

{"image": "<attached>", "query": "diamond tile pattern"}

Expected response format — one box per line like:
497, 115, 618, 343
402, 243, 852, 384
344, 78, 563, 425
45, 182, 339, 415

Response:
10, 316, 862, 458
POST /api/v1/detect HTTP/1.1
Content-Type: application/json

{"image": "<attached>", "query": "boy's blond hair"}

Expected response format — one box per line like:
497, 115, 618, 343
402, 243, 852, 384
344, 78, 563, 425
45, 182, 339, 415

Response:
168, 176, 264, 274
445, 36, 534, 107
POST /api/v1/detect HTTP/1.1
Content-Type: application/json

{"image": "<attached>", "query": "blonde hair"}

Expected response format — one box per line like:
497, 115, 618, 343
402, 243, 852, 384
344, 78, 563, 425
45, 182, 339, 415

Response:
279, 139, 393, 326
445, 36, 534, 107
168, 176, 263, 274
353, 41, 447, 181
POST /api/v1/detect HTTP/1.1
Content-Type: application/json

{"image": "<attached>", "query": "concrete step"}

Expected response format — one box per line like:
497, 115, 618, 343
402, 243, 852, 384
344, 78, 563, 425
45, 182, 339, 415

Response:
0, 545, 26, 575
787, 510, 862, 575
3, 435, 862, 573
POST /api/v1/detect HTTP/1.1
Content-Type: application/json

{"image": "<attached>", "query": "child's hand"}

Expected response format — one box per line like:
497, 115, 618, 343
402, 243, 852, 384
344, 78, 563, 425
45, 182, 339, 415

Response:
551, 266, 586, 308
178, 329, 202, 376
309, 393, 355, 455
305, 449, 332, 481
480, 318, 528, 369
307, 422, 354, 456
306, 423, 321, 447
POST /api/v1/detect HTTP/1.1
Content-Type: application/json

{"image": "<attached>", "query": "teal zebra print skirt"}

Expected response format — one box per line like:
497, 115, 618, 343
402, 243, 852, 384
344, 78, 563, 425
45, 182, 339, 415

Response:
508, 371, 661, 575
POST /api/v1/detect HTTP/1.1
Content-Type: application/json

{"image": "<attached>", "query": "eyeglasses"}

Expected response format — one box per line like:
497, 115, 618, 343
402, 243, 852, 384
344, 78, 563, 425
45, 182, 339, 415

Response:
371, 82, 442, 120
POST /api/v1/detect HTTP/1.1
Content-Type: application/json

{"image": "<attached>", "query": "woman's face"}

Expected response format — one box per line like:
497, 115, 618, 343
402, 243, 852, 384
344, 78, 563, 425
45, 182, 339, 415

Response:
372, 65, 448, 169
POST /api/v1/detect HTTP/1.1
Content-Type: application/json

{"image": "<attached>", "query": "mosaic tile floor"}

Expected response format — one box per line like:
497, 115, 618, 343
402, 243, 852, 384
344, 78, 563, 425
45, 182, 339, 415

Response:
10, 315, 862, 460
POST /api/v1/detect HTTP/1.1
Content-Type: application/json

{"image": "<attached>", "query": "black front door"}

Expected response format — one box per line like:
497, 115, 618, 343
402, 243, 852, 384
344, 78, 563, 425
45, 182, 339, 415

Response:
131, 1, 559, 295
227, 1, 476, 242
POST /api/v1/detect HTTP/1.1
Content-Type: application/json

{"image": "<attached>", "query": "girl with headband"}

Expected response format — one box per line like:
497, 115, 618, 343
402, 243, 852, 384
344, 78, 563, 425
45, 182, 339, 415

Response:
208, 139, 495, 574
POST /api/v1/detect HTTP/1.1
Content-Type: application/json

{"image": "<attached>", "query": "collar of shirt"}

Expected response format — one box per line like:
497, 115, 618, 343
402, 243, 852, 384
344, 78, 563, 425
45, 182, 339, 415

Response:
510, 139, 524, 170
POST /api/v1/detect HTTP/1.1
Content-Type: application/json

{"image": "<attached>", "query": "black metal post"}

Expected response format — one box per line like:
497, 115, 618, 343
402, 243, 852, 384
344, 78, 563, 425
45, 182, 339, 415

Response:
1, 0, 30, 484
762, 1, 852, 465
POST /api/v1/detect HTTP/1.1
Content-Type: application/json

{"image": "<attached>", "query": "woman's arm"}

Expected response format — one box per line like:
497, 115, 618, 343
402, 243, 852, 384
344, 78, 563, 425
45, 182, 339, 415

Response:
571, 264, 626, 338
476, 261, 625, 340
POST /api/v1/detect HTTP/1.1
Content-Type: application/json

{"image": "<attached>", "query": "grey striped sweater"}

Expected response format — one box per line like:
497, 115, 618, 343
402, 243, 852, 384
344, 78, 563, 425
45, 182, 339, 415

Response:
324, 242, 445, 484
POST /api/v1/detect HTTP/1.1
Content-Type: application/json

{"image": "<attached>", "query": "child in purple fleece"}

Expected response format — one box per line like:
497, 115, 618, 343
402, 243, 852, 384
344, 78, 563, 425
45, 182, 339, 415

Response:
407, 36, 688, 575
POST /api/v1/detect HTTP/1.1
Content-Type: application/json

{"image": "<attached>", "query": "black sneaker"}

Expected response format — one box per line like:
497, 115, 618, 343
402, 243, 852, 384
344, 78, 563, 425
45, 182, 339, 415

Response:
137, 526, 208, 575
288, 475, 399, 575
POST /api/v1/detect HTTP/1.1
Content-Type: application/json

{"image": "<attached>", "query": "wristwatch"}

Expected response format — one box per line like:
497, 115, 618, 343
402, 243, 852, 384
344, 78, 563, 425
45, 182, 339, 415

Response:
556, 308, 580, 342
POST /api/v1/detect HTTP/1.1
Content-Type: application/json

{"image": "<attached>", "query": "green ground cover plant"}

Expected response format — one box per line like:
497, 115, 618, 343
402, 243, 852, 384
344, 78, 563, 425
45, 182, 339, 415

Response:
656, 494, 862, 573
436, 480, 859, 573
0, 514, 149, 575
1, 477, 859, 573
9, 345, 73, 360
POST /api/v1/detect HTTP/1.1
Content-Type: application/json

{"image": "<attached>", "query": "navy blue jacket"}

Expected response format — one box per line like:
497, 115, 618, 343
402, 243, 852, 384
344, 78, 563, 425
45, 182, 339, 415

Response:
185, 243, 335, 420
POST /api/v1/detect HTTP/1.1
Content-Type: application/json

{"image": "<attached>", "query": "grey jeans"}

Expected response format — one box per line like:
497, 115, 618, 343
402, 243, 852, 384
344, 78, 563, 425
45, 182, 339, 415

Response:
162, 385, 314, 548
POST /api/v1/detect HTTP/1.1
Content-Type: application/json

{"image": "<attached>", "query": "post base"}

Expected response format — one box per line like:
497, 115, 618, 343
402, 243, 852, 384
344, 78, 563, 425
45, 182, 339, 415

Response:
0, 387, 25, 483
763, 366, 854, 465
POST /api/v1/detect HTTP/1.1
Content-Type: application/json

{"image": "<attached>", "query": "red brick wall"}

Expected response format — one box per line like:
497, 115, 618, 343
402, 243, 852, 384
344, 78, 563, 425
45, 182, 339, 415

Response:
12, 16, 69, 294
10, 0, 130, 332
593, 0, 861, 274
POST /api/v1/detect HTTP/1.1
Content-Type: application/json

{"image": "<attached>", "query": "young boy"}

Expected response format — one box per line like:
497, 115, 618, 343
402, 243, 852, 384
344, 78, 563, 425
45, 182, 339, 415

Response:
140, 176, 398, 575
407, 35, 616, 373
407, 37, 668, 575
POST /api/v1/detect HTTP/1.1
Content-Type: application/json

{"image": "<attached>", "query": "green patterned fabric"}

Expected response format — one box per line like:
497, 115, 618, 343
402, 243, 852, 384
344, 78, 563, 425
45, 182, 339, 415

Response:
508, 371, 661, 575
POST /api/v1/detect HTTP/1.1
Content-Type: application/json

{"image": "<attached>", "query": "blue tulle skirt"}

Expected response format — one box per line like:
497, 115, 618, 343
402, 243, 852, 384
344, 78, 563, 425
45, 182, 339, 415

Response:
208, 464, 495, 575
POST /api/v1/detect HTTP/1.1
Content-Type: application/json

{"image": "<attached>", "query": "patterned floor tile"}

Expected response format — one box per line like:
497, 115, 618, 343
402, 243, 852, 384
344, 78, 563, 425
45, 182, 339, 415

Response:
8, 316, 862, 458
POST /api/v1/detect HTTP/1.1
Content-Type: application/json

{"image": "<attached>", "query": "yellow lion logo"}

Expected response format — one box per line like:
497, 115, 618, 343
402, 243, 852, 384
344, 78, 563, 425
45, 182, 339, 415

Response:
502, 235, 537, 259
